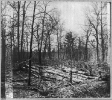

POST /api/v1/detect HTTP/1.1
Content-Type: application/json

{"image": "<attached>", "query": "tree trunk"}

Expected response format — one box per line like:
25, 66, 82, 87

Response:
48, 34, 51, 59
96, 29, 99, 63
43, 30, 51, 59
26, 36, 29, 59
85, 42, 88, 61
10, 32, 13, 58
39, 49, 42, 65
43, 40, 47, 59
39, 6, 46, 65
1, 29, 6, 82
17, 1, 20, 63
70, 44, 73, 84
21, 1, 26, 61
12, 12, 15, 63
1, 28, 6, 98
101, 2, 105, 62
85, 33, 89, 61
57, 31, 59, 59
78, 37, 81, 61
28, 1, 36, 86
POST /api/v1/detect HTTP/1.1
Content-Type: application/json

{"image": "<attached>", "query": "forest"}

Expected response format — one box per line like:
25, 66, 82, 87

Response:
1, 1, 111, 98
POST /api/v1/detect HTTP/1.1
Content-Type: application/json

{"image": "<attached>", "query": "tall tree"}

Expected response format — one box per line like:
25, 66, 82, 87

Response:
28, 1, 36, 86
38, 2, 46, 65
85, 2, 101, 63
82, 23, 92, 61
17, 1, 20, 63
21, 1, 26, 61
1, 1, 7, 98
100, 2, 107, 61
64, 32, 75, 83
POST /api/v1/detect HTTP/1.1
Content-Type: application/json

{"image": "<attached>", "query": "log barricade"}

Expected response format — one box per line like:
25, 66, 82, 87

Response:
18, 64, 96, 82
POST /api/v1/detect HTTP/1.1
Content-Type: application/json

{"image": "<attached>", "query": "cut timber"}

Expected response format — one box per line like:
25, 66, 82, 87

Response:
45, 70, 69, 79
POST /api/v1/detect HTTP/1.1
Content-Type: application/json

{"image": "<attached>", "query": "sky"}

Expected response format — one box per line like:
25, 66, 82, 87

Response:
49, 1, 91, 35
46, 1, 92, 47
4, 1, 92, 35
3, 1, 109, 35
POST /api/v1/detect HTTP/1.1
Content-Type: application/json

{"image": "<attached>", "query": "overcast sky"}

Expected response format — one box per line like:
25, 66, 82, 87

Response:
4, 1, 109, 35
4, 1, 95, 35
39, 1, 93, 47
49, 1, 91, 35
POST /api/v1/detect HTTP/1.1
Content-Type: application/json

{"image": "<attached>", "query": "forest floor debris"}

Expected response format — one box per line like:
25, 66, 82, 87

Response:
12, 65, 110, 98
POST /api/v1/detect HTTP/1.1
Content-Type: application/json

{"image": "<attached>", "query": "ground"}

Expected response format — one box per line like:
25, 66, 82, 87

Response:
11, 64, 110, 98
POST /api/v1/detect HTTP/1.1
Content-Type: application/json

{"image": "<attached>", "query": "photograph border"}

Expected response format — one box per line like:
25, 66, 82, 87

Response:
0, 0, 112, 100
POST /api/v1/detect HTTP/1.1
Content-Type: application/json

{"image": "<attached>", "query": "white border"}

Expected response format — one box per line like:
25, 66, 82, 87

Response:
0, 0, 112, 100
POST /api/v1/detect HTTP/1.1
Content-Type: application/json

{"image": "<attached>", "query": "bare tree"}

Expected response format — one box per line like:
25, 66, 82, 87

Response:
100, 2, 107, 62
1, 1, 7, 98
82, 23, 92, 61
54, 14, 63, 59
64, 32, 75, 83
20, 1, 26, 61
17, 1, 20, 63
38, 2, 47, 65
85, 3, 101, 63
85, 2, 107, 63
28, 1, 37, 86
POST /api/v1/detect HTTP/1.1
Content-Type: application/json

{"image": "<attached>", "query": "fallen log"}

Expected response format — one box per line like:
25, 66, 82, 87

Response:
44, 70, 69, 79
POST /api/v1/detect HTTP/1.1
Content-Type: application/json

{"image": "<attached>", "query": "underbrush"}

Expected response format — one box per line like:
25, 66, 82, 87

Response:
71, 81, 110, 98
13, 59, 110, 98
